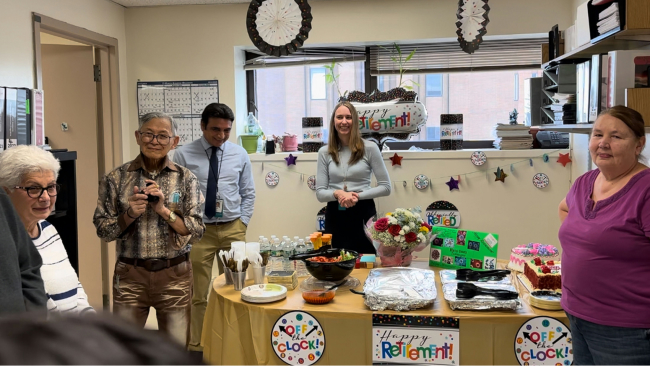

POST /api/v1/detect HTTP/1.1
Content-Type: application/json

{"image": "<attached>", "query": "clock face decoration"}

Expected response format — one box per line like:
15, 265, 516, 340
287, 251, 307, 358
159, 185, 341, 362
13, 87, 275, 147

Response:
246, 0, 313, 57
456, 0, 490, 54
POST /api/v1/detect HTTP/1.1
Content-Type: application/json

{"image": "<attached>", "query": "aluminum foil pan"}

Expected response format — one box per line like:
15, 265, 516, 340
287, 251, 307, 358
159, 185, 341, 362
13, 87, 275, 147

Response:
363, 267, 437, 311
442, 282, 522, 311
439, 270, 511, 285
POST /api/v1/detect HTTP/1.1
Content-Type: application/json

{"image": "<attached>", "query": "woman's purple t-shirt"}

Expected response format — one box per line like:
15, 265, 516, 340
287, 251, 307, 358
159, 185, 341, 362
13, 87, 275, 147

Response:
559, 168, 650, 328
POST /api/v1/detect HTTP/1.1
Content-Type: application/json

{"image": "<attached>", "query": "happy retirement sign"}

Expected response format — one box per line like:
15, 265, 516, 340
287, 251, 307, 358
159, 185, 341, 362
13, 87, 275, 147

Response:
515, 316, 573, 365
372, 315, 459, 365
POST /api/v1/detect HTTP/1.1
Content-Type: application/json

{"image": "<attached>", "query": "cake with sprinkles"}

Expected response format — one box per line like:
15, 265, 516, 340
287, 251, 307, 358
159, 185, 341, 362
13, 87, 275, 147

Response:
507, 243, 559, 272
523, 257, 561, 291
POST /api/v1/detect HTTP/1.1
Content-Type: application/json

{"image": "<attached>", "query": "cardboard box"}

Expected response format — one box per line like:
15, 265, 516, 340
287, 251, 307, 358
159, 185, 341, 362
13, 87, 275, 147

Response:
429, 227, 499, 270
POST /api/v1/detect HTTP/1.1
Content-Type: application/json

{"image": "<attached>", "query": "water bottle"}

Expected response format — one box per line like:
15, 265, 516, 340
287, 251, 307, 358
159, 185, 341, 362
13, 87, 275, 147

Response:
305, 237, 314, 252
282, 239, 295, 271
271, 238, 282, 271
295, 239, 308, 277
260, 237, 271, 274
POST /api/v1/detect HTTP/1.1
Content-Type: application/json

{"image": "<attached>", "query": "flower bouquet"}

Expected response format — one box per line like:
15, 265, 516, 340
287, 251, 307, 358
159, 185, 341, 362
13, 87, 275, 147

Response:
364, 208, 434, 267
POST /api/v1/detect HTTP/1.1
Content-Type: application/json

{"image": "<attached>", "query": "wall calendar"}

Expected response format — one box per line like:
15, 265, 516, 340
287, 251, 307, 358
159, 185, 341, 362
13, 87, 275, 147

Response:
137, 80, 219, 145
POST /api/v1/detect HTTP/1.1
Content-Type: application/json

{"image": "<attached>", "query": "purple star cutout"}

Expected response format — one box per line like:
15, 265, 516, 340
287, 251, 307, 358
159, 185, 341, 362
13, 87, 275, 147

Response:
285, 154, 297, 166
445, 176, 460, 191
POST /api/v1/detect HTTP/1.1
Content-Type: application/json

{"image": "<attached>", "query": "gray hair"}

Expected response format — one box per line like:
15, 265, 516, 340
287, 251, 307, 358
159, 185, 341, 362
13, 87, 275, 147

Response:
139, 112, 177, 136
0, 145, 61, 189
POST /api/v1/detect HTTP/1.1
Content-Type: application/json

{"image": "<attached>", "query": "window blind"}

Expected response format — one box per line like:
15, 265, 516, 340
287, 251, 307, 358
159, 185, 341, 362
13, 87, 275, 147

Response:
369, 36, 547, 75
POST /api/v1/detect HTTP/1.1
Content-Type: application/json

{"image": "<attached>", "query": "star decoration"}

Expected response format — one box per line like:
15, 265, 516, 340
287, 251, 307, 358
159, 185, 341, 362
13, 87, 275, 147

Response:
284, 154, 297, 166
557, 153, 572, 167
446, 177, 460, 191
494, 167, 508, 183
389, 153, 403, 166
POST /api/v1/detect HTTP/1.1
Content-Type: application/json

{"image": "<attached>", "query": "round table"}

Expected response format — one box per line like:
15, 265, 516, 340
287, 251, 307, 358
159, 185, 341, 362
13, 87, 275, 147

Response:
201, 260, 567, 365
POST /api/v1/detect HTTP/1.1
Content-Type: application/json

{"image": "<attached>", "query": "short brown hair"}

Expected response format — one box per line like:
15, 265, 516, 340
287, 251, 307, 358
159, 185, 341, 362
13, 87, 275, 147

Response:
598, 105, 645, 139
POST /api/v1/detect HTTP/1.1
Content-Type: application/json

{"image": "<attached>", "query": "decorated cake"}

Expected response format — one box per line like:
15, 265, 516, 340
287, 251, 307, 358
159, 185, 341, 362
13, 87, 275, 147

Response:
523, 257, 561, 291
508, 243, 559, 272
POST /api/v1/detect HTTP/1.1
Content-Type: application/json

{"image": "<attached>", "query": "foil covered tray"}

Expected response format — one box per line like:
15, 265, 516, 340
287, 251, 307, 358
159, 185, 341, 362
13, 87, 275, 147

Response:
442, 282, 522, 311
439, 270, 511, 285
362, 267, 437, 311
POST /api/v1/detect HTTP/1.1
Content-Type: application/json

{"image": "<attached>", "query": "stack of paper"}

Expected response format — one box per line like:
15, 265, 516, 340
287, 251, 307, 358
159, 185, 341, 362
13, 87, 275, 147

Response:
492, 124, 533, 150
544, 92, 577, 124
596, 2, 620, 35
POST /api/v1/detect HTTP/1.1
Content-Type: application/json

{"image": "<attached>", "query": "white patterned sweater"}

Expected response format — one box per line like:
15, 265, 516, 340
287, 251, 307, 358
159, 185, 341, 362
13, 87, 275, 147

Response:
32, 220, 95, 315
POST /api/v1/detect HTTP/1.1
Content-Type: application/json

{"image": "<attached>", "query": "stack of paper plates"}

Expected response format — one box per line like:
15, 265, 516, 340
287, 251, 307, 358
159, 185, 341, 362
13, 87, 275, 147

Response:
529, 290, 562, 311
241, 284, 287, 304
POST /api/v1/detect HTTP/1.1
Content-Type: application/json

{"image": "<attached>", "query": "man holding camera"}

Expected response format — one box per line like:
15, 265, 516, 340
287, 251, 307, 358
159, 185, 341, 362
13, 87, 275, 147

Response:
93, 112, 205, 345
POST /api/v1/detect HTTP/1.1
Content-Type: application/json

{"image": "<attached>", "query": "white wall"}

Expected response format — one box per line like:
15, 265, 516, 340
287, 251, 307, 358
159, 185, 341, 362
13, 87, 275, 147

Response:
0, 0, 130, 161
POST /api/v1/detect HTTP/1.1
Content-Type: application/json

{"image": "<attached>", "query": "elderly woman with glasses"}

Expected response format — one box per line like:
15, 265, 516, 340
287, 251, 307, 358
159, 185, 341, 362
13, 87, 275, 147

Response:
0, 145, 94, 315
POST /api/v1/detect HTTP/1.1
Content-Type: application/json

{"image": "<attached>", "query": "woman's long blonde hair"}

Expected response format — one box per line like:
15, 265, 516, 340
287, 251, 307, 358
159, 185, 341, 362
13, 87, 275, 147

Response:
327, 101, 365, 165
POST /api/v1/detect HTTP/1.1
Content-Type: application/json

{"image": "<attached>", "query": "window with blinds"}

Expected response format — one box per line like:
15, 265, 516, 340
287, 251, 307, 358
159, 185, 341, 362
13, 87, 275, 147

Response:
369, 37, 547, 75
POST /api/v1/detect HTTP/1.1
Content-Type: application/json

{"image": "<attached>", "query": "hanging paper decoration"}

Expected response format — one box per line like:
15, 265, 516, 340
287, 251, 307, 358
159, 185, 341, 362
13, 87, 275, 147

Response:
246, 0, 313, 57
445, 176, 460, 191
494, 167, 508, 182
307, 175, 316, 190
389, 153, 403, 166
470, 151, 487, 166
532, 173, 550, 189
510, 164, 514, 172
456, 0, 490, 54
414, 174, 430, 190
285, 153, 297, 166
542, 154, 549, 163
557, 153, 572, 167
425, 200, 461, 228
265, 171, 280, 186
529, 159, 533, 167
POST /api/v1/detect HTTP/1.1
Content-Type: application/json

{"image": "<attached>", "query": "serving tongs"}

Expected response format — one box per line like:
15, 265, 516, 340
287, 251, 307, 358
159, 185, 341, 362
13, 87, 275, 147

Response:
289, 247, 340, 261
456, 269, 511, 282
455, 282, 519, 300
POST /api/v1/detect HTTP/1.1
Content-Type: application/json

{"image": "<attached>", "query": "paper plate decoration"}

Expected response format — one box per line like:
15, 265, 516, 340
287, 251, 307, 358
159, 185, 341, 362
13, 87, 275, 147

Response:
425, 201, 461, 228
532, 173, 550, 189
414, 174, 430, 190
470, 151, 487, 166
345, 91, 428, 146
271, 311, 325, 365
265, 171, 280, 186
514, 316, 573, 365
246, 0, 313, 57
456, 0, 490, 54
307, 175, 316, 190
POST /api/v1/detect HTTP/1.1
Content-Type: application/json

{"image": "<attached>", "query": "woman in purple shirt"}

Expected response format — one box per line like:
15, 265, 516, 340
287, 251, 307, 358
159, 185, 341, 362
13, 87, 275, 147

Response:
558, 106, 650, 365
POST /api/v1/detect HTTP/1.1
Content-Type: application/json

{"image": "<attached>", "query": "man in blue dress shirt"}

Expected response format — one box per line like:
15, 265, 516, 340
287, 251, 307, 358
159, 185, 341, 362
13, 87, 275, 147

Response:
172, 103, 255, 351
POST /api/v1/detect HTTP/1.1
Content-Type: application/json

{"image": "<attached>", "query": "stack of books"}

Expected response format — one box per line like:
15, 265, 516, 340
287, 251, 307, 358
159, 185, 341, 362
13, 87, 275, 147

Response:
493, 124, 533, 150
543, 92, 577, 124
596, 1, 620, 35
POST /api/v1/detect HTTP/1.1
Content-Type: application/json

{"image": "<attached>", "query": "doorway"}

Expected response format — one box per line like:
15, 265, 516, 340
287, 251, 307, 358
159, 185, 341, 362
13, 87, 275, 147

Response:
33, 13, 123, 311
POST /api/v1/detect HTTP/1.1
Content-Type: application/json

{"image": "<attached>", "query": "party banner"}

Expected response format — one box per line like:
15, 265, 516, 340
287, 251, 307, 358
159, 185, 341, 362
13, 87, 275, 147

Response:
515, 316, 573, 365
372, 315, 459, 365
272, 311, 325, 365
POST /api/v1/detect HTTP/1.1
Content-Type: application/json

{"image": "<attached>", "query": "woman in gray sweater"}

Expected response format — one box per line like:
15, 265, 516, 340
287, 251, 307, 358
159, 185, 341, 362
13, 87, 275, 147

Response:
316, 101, 392, 254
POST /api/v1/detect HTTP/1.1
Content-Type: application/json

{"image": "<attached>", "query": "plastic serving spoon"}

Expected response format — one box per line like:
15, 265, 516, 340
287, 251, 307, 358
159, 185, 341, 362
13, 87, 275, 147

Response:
318, 280, 347, 297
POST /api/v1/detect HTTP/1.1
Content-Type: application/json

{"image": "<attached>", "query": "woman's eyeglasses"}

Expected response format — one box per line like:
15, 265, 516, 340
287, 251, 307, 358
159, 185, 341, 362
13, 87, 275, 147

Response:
14, 184, 60, 199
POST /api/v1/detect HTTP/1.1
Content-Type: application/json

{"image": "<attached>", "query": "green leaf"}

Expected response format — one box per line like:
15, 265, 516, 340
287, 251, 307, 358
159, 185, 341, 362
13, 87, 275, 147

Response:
390, 56, 399, 63
394, 43, 402, 57
410, 80, 421, 87
404, 85, 413, 90
405, 49, 416, 62
325, 75, 334, 83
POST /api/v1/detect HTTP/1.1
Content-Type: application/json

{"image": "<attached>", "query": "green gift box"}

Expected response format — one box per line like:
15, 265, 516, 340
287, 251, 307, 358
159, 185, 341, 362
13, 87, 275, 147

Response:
429, 227, 499, 270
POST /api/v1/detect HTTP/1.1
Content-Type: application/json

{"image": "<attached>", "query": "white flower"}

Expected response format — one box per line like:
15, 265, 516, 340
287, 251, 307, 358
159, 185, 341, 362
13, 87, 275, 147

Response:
399, 229, 405, 235
409, 222, 416, 229
388, 217, 397, 224
418, 233, 426, 242
405, 226, 412, 233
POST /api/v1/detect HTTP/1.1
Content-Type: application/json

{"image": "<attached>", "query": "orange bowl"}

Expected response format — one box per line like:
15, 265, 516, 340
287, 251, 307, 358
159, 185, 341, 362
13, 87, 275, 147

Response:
302, 289, 336, 304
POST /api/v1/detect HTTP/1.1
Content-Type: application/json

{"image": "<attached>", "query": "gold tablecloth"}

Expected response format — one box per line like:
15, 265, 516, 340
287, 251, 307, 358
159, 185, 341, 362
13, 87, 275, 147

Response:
201, 260, 567, 365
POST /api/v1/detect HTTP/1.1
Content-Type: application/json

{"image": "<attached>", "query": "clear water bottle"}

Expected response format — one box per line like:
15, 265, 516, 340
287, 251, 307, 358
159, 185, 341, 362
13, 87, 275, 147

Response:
305, 237, 314, 252
270, 238, 283, 271
295, 239, 308, 277
282, 239, 295, 272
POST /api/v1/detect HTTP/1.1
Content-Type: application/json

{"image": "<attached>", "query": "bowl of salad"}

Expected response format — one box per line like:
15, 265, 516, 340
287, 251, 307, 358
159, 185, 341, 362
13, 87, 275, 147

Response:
300, 249, 359, 281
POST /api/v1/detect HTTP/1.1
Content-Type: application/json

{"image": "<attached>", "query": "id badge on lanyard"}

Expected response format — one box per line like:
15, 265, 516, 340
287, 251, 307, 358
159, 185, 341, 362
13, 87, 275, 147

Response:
215, 192, 224, 218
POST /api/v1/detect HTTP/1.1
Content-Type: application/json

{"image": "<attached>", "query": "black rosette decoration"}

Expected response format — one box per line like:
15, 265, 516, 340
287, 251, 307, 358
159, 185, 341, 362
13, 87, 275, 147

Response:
346, 88, 428, 149
247, 0, 312, 57
456, 0, 490, 54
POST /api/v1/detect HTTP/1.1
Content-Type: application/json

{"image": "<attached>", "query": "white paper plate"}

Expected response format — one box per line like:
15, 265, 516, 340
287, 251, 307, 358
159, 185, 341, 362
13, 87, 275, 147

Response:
241, 283, 287, 303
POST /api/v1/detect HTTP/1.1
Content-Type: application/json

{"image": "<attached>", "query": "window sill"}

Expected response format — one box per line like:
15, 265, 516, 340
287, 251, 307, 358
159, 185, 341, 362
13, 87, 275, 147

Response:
247, 148, 569, 163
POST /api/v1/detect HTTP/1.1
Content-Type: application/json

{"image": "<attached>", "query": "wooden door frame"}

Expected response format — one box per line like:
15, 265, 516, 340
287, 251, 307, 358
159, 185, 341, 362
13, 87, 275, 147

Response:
33, 13, 123, 310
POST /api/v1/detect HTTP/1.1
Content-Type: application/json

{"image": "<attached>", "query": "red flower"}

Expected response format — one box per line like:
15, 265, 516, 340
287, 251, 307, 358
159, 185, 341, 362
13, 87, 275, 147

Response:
374, 217, 389, 232
388, 225, 401, 236
533, 257, 542, 266
546, 260, 555, 265
422, 222, 432, 230
541, 265, 551, 274
405, 232, 417, 243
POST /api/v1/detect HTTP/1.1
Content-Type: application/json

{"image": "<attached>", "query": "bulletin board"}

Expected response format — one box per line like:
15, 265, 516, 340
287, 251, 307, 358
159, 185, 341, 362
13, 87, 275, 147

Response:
137, 80, 219, 145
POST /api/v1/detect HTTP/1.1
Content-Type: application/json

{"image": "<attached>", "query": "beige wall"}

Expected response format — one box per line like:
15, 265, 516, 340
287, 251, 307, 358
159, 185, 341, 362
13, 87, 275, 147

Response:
572, 0, 589, 24
0, 0, 130, 162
